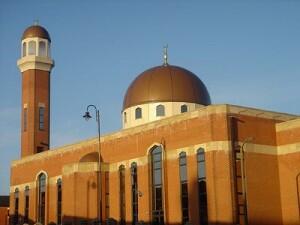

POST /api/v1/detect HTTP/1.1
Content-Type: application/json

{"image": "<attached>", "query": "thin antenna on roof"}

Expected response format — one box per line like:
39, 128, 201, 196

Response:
33, 20, 39, 26
163, 44, 168, 66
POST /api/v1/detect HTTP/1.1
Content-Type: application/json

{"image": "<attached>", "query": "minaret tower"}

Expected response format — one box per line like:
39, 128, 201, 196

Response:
17, 24, 54, 157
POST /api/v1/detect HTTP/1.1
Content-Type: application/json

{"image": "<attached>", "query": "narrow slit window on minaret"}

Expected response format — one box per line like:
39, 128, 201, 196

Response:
23, 108, 27, 132
39, 106, 45, 130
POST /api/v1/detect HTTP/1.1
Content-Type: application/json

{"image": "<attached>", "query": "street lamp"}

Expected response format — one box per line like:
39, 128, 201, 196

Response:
240, 137, 253, 225
83, 104, 102, 225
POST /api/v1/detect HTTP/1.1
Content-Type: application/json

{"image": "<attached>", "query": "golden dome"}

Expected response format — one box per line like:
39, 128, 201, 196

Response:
22, 25, 51, 42
123, 65, 211, 110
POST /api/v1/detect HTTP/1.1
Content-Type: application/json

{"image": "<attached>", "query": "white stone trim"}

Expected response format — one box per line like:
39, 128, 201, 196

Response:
17, 55, 54, 72
276, 118, 300, 132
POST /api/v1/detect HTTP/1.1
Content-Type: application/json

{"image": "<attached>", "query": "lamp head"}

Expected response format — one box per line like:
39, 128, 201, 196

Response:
83, 111, 92, 121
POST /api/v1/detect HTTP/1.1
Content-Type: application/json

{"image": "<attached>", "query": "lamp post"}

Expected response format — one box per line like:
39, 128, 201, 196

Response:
240, 137, 253, 225
83, 105, 102, 225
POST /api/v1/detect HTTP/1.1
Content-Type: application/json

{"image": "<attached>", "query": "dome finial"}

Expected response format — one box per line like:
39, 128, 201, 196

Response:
163, 45, 168, 66
33, 19, 39, 26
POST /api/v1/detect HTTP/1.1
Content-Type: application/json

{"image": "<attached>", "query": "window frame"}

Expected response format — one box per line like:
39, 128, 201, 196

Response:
197, 148, 208, 225
131, 162, 138, 225
135, 107, 142, 119
179, 152, 189, 224
156, 104, 165, 117
39, 106, 45, 131
181, 104, 188, 113
119, 165, 126, 225
151, 145, 164, 225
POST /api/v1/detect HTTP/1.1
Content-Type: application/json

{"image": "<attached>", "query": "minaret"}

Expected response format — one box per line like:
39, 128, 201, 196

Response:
17, 24, 54, 157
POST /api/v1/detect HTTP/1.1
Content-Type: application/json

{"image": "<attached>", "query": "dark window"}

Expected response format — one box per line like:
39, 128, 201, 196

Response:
151, 146, 164, 225
131, 162, 138, 225
24, 108, 27, 132
197, 148, 208, 225
105, 171, 110, 218
119, 165, 126, 225
181, 105, 188, 113
179, 152, 189, 224
37, 146, 44, 153
124, 112, 127, 123
14, 188, 19, 225
156, 105, 165, 117
24, 186, 30, 223
38, 173, 46, 225
22, 42, 27, 57
135, 107, 142, 119
39, 107, 45, 130
57, 178, 62, 225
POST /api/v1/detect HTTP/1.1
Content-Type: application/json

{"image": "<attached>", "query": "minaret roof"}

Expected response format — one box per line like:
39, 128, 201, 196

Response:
22, 25, 51, 42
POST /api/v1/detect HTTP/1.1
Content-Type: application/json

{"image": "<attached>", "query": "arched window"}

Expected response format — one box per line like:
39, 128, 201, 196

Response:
38, 173, 46, 225
124, 112, 127, 124
22, 42, 27, 57
156, 105, 165, 117
24, 186, 30, 224
197, 148, 208, 225
131, 162, 138, 225
14, 188, 19, 225
119, 165, 126, 225
181, 105, 188, 113
28, 41, 36, 55
39, 41, 46, 56
48, 42, 51, 57
57, 178, 62, 225
179, 152, 189, 224
135, 107, 142, 119
151, 145, 164, 224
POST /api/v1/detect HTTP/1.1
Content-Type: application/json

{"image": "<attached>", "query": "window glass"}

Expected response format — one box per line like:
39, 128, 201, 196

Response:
179, 152, 189, 223
14, 188, 19, 225
197, 148, 208, 225
135, 107, 142, 119
119, 165, 126, 225
156, 105, 165, 117
28, 41, 36, 55
24, 186, 29, 223
22, 42, 27, 57
151, 146, 164, 224
181, 105, 188, 113
124, 112, 127, 123
131, 162, 138, 224
39, 41, 46, 56
57, 178, 62, 225
24, 108, 27, 132
39, 107, 45, 130
38, 173, 46, 224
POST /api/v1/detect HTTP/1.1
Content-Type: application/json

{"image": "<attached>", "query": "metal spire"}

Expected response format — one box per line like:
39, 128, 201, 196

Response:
33, 19, 39, 26
163, 45, 168, 66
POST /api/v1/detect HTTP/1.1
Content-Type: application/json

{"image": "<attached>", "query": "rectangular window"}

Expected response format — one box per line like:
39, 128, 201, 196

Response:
24, 108, 27, 132
24, 195, 29, 223
39, 107, 45, 130
105, 172, 110, 218
197, 149, 208, 225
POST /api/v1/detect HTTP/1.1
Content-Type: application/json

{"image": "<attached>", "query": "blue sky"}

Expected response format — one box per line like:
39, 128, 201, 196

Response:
0, 0, 299, 195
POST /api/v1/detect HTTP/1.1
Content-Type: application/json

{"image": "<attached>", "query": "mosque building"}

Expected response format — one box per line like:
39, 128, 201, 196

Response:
9, 24, 300, 225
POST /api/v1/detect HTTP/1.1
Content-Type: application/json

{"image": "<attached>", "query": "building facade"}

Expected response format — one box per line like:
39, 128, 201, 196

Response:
10, 25, 300, 225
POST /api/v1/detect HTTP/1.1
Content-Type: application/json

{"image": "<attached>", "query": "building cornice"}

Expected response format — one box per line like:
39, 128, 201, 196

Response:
11, 104, 299, 167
